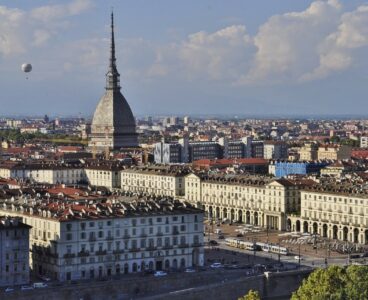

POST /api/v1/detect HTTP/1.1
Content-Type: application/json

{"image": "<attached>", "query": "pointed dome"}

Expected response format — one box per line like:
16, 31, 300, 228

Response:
89, 12, 138, 150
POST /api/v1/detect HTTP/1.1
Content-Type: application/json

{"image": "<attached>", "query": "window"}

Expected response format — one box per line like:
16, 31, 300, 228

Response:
180, 225, 186, 232
89, 222, 95, 227
194, 215, 198, 222
157, 217, 162, 223
66, 223, 72, 231
80, 223, 86, 230
107, 220, 112, 226
98, 231, 104, 238
173, 216, 178, 222
81, 232, 86, 239
66, 233, 72, 241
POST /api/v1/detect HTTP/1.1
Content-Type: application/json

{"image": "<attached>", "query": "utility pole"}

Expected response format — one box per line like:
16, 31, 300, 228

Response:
298, 243, 301, 268
253, 237, 257, 266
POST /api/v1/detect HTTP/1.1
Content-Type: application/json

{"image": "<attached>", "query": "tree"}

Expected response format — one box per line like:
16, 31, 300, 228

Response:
238, 289, 261, 300
292, 265, 368, 300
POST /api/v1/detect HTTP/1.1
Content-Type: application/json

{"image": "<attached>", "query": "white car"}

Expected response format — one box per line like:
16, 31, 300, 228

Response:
210, 262, 223, 268
154, 271, 167, 277
4, 287, 14, 293
21, 285, 34, 291
294, 255, 303, 260
40, 276, 51, 282
33, 282, 48, 288
185, 268, 196, 273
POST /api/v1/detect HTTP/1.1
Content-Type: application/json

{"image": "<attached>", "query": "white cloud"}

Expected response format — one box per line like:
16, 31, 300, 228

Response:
0, 6, 26, 56
242, 0, 342, 84
30, 0, 93, 22
148, 25, 254, 83
0, 0, 92, 58
302, 4, 368, 81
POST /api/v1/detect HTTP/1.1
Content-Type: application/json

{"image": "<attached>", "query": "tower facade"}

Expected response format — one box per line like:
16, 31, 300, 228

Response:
89, 13, 138, 150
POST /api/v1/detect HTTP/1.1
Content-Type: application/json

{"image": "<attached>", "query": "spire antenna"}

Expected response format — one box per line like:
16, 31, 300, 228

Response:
106, 10, 120, 90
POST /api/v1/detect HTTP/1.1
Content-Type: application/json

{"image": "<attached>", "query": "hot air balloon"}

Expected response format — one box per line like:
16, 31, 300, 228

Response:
21, 63, 32, 79
21, 63, 32, 73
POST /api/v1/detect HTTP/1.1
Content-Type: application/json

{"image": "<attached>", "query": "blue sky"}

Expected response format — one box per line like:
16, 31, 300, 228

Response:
0, 0, 368, 117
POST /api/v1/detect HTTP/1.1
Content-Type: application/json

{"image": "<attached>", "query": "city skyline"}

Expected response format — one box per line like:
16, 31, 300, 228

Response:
1, 0, 368, 116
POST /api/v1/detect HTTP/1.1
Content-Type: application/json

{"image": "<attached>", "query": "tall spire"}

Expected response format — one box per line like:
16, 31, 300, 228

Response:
106, 10, 120, 90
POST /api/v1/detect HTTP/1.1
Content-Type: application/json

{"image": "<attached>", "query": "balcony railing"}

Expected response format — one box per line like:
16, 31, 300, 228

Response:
106, 236, 114, 241
192, 242, 202, 247
140, 233, 147, 238
95, 250, 107, 256
89, 236, 96, 242
156, 232, 163, 236
146, 245, 156, 251
123, 234, 130, 239
63, 253, 75, 259
129, 247, 140, 253
178, 243, 189, 248
162, 245, 173, 250
112, 249, 124, 254
172, 230, 179, 235
78, 251, 90, 257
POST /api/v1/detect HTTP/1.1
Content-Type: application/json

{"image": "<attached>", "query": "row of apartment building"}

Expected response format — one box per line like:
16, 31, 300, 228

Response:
0, 197, 204, 282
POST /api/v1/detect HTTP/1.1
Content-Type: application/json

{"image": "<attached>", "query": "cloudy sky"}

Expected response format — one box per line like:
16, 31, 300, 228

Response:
1, 0, 368, 117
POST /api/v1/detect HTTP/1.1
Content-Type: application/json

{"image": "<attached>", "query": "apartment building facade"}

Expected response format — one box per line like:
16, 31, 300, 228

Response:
121, 166, 190, 197
0, 216, 31, 287
0, 197, 204, 282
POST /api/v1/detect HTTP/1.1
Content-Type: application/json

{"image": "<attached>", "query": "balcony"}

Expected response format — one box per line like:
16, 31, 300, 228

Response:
192, 242, 202, 247
156, 232, 163, 236
178, 243, 189, 248
63, 253, 75, 259
123, 234, 130, 239
140, 233, 147, 238
106, 236, 114, 241
172, 230, 179, 235
78, 251, 90, 257
95, 250, 107, 256
129, 247, 140, 253
163, 245, 173, 250
112, 249, 124, 254
89, 236, 96, 242
146, 245, 157, 251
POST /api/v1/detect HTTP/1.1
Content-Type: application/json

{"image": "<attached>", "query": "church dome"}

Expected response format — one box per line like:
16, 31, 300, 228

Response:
89, 12, 138, 150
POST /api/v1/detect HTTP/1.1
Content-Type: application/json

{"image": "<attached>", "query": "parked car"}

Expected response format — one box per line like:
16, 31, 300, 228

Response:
218, 235, 225, 240
4, 287, 14, 293
208, 240, 218, 246
185, 268, 196, 273
294, 255, 303, 260
21, 285, 34, 291
210, 262, 223, 269
33, 282, 48, 288
40, 276, 51, 282
154, 271, 167, 277
236, 233, 244, 238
